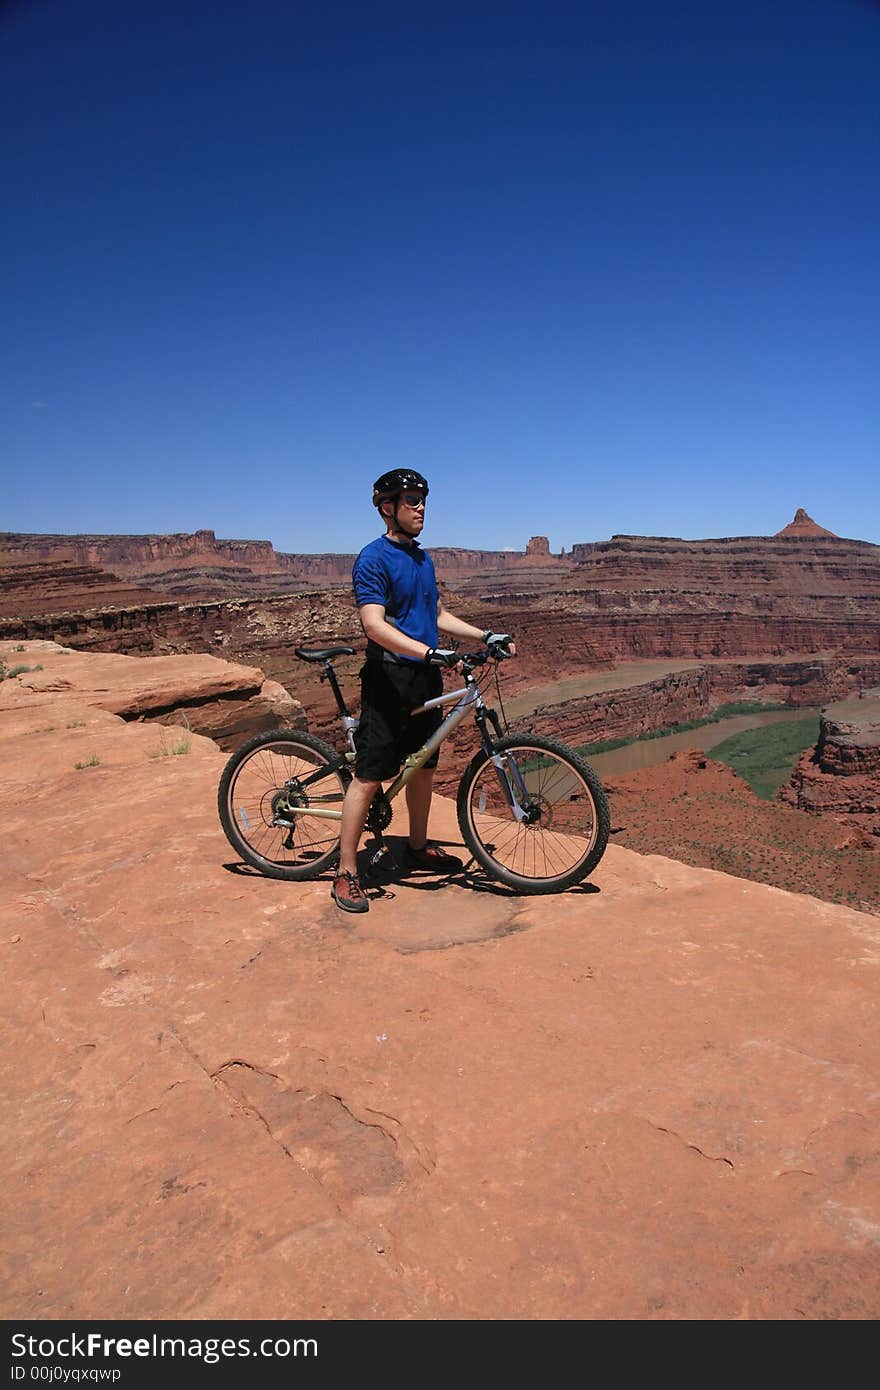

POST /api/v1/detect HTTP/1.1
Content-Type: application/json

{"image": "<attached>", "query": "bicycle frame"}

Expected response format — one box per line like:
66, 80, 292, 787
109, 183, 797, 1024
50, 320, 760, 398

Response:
285, 660, 530, 823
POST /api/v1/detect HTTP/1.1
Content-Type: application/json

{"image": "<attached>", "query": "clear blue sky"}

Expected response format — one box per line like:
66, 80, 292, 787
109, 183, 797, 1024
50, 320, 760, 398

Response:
2, 0, 878, 552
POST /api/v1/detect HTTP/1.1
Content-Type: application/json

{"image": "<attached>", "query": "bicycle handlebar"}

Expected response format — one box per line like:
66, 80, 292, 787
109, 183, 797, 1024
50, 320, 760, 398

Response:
425, 646, 514, 671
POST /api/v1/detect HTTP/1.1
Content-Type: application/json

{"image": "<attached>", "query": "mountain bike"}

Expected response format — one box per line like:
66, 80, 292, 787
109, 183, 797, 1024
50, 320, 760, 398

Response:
217, 644, 610, 895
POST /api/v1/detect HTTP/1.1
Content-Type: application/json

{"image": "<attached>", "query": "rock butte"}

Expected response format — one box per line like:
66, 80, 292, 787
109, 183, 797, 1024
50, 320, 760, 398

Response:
775, 507, 839, 540
781, 693, 880, 839
2, 641, 880, 1319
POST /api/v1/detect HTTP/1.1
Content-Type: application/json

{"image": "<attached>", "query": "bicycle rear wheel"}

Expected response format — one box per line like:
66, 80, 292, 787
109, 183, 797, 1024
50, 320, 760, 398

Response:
457, 734, 609, 894
218, 729, 349, 880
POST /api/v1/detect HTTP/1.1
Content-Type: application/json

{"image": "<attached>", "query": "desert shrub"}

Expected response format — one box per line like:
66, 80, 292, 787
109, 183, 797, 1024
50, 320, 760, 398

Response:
4, 663, 43, 679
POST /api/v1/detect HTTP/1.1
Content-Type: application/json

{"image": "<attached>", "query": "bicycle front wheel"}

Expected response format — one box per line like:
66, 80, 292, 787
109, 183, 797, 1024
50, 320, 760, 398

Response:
457, 734, 610, 894
218, 729, 350, 880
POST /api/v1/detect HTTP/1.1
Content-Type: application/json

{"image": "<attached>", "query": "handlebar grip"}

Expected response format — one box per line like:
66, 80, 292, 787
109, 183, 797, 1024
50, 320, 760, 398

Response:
486, 638, 514, 659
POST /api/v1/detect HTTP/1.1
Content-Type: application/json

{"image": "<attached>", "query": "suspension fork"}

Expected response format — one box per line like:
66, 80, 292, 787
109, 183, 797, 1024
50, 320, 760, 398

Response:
474, 707, 530, 820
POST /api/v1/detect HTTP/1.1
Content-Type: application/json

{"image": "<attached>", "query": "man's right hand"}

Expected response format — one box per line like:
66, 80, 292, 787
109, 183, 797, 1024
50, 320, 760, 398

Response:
424, 648, 461, 668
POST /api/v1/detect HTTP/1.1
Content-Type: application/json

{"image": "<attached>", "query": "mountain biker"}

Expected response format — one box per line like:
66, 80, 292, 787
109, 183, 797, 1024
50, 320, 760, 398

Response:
332, 468, 515, 913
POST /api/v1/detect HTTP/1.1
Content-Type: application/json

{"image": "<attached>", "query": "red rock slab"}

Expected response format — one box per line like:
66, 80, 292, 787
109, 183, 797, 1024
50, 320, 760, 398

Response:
1, 641, 265, 711
2, 664, 880, 1320
1, 640, 304, 749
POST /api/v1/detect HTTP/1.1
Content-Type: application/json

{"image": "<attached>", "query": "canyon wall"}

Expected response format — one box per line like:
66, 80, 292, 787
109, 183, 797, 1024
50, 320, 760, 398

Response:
3, 514, 877, 768
0, 531, 572, 600
520, 659, 880, 745
568, 532, 878, 596
0, 559, 169, 618
0, 529, 279, 572
3, 586, 880, 756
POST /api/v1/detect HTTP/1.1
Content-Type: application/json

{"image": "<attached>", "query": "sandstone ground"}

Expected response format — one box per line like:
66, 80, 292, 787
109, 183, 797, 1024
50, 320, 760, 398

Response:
2, 647, 879, 1319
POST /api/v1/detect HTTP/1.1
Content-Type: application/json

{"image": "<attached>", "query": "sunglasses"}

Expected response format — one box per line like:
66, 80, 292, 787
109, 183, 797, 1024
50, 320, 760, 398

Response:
401, 492, 427, 508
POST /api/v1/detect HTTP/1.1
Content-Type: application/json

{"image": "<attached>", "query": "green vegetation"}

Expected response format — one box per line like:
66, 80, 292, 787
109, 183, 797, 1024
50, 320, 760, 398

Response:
149, 729, 192, 759
571, 701, 790, 760
2, 662, 43, 679
74, 754, 101, 770
708, 718, 820, 799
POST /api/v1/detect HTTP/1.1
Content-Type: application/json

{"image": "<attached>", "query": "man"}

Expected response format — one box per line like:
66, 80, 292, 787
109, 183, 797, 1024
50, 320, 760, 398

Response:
332, 468, 514, 913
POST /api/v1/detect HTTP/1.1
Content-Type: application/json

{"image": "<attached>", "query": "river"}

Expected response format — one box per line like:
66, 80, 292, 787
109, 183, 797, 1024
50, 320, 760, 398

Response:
581, 708, 822, 779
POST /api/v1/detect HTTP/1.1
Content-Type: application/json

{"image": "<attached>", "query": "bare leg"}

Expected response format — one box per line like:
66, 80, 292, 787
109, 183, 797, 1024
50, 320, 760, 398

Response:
405, 767, 435, 849
338, 776, 379, 875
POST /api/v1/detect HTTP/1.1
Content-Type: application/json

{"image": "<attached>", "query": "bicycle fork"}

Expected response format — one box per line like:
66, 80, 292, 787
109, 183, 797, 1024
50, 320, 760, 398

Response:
476, 709, 531, 822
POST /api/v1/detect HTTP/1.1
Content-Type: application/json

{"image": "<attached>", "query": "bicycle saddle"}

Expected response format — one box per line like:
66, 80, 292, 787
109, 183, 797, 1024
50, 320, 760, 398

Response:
294, 646, 356, 662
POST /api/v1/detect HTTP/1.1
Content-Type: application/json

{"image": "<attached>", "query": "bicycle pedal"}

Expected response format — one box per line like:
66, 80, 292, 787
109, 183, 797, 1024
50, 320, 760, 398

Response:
368, 846, 396, 873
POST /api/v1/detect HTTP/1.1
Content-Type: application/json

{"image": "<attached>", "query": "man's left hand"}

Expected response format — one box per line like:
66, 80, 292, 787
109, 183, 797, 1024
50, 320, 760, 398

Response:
483, 631, 516, 658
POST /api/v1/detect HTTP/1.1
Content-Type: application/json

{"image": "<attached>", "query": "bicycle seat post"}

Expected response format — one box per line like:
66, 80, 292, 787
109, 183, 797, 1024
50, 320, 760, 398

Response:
321, 659, 351, 717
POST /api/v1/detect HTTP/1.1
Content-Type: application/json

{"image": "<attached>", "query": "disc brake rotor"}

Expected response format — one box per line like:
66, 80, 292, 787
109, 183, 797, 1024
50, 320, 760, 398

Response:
523, 796, 552, 829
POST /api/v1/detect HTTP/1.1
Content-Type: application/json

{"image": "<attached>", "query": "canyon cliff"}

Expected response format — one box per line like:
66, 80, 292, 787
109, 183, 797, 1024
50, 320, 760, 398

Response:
0, 529, 573, 602
2, 511, 878, 777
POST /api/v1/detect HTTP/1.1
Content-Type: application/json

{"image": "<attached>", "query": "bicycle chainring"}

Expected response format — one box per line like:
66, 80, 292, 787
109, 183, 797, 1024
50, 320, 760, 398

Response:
367, 790, 393, 833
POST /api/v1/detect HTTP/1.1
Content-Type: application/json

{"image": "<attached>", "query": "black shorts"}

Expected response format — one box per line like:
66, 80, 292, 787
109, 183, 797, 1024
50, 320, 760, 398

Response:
354, 660, 444, 781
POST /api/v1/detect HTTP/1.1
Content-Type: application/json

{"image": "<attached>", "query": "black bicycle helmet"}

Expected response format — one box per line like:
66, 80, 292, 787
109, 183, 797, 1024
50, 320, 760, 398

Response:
372, 469, 429, 508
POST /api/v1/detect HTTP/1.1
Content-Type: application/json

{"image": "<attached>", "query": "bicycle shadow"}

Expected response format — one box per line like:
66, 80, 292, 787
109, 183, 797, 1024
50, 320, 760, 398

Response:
362, 834, 602, 900
459, 871, 600, 899
222, 833, 602, 901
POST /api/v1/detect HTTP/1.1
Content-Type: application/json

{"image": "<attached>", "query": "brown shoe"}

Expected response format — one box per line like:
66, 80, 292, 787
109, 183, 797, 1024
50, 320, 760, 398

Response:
331, 871, 369, 913
405, 841, 464, 873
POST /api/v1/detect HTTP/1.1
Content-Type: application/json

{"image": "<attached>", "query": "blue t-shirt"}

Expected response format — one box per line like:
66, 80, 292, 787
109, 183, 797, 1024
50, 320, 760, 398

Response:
352, 534, 439, 663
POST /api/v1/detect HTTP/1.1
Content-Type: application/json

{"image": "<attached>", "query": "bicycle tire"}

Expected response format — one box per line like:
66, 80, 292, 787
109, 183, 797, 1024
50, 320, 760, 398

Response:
457, 734, 610, 894
217, 729, 350, 880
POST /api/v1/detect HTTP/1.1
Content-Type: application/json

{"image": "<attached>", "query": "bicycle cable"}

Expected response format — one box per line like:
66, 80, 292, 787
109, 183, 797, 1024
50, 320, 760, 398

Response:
488, 658, 511, 733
